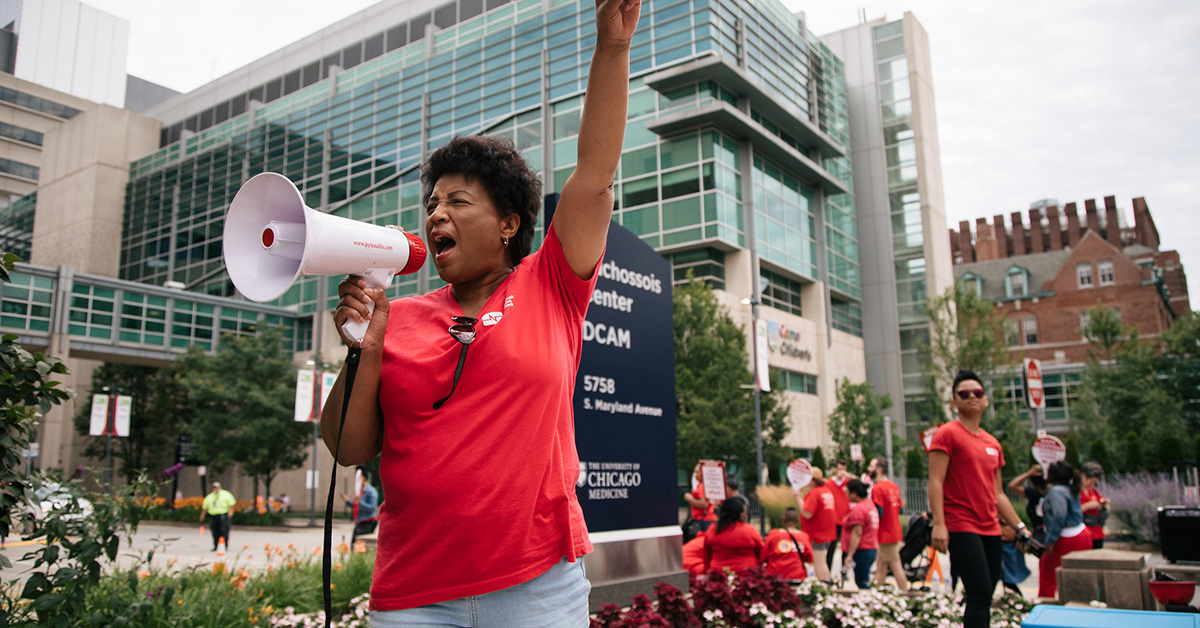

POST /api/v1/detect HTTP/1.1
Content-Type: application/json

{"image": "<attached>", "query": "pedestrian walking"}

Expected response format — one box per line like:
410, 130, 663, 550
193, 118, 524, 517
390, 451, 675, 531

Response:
928, 370, 1028, 628
342, 469, 380, 544
1079, 462, 1109, 549
1038, 461, 1092, 599
869, 457, 908, 590
826, 461, 852, 574
199, 482, 236, 551
798, 467, 838, 582
842, 479, 879, 589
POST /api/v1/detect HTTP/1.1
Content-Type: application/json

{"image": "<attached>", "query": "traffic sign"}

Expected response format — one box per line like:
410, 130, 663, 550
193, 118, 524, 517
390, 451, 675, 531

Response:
1024, 358, 1045, 409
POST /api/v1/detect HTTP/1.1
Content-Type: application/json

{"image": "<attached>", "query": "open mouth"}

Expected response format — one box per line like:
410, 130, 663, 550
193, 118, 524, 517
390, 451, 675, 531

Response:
433, 235, 457, 257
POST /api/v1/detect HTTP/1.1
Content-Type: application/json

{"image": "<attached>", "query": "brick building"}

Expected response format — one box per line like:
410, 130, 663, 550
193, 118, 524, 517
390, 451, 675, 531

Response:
949, 196, 1189, 429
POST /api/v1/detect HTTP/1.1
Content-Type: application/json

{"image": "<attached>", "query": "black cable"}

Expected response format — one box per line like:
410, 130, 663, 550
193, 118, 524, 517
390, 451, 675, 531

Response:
323, 346, 361, 628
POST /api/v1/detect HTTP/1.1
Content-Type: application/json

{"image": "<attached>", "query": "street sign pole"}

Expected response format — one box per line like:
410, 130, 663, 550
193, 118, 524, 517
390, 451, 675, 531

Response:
884, 416, 894, 478
310, 369, 320, 527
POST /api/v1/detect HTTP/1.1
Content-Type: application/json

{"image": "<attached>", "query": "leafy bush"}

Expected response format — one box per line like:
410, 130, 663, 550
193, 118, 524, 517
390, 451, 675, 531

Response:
754, 485, 798, 529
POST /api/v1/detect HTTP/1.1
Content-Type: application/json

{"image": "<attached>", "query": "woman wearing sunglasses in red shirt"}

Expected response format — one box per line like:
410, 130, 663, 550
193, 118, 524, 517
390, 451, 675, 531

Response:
318, 1, 642, 624
928, 370, 1028, 628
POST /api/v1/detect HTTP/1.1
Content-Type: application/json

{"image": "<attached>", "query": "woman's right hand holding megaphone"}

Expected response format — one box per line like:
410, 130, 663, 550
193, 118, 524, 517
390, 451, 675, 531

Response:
335, 276, 390, 349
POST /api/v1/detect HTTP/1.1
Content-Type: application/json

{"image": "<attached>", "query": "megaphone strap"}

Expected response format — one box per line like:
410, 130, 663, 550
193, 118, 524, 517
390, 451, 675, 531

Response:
323, 346, 361, 628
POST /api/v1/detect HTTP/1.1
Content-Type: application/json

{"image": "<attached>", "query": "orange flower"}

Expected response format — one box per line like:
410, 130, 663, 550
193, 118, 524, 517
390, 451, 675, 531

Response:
337, 542, 349, 554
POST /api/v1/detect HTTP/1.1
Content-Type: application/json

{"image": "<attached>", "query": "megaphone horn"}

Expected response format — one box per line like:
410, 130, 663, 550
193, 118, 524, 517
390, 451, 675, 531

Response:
223, 172, 427, 342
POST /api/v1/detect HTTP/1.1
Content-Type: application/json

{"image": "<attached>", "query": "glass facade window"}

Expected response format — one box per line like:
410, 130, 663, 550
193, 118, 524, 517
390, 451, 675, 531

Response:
771, 367, 818, 395
0, 121, 43, 146
0, 192, 35, 262
0, 271, 53, 332
1005, 318, 1020, 346
0, 85, 82, 119
0, 157, 38, 181
760, 267, 803, 316
831, 298, 863, 337
995, 372, 1081, 423
122, 0, 858, 346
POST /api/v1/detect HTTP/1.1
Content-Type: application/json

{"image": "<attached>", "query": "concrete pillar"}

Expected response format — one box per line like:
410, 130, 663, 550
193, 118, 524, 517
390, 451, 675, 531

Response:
1028, 208, 1045, 253
1064, 202, 1081, 247
1046, 205, 1063, 251
992, 214, 1008, 258
957, 220, 974, 263
1085, 199, 1101, 234
1010, 212, 1026, 256
1104, 195, 1122, 247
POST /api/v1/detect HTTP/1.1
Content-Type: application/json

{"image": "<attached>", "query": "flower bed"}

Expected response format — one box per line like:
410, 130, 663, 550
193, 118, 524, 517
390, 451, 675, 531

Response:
140, 496, 287, 526
588, 569, 1034, 628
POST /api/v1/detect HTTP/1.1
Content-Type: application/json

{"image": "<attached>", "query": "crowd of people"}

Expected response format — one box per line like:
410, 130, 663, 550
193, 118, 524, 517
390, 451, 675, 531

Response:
682, 369, 1112, 628
681, 455, 914, 592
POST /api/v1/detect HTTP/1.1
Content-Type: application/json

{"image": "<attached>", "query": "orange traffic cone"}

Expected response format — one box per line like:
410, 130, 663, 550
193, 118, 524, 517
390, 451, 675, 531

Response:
213, 537, 227, 575
925, 546, 944, 588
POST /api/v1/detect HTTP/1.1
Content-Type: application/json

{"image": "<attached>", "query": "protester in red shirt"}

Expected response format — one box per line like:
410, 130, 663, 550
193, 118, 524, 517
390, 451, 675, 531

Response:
704, 498, 764, 573
684, 465, 717, 537
869, 457, 908, 591
1079, 462, 1109, 549
682, 535, 707, 576
321, 4, 642, 621
842, 479, 880, 589
762, 507, 813, 580
799, 467, 837, 582
929, 370, 1027, 628
826, 460, 852, 574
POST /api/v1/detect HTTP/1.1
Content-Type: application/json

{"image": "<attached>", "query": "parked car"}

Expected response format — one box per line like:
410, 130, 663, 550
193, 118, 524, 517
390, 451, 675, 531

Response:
21, 482, 92, 533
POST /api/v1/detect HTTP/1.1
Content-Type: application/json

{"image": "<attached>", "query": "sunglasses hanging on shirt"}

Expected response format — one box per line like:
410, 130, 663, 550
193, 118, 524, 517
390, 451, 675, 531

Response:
434, 316, 478, 409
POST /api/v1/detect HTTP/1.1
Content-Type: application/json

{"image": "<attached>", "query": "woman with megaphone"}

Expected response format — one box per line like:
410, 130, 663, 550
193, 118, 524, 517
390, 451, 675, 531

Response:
318, 0, 641, 625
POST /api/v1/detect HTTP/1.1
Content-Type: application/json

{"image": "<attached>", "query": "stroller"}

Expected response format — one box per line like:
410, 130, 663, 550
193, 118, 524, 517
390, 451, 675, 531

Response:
899, 511, 933, 589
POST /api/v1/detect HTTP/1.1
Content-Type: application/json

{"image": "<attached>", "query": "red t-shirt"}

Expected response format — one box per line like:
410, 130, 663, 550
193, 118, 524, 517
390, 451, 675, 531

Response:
761, 528, 812, 580
828, 476, 852, 522
682, 535, 707, 575
842, 499, 880, 552
690, 487, 716, 521
872, 479, 904, 545
801, 484, 838, 544
704, 521, 764, 572
1080, 487, 1105, 540
372, 225, 598, 610
929, 420, 1005, 535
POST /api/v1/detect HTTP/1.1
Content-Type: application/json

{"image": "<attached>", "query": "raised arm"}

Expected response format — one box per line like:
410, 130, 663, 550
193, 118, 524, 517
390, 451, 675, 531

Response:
1006, 464, 1040, 497
554, 0, 641, 279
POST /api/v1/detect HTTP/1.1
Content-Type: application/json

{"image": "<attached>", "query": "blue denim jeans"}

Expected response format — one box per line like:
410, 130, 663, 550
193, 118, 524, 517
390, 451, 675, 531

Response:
852, 549, 877, 589
369, 557, 590, 627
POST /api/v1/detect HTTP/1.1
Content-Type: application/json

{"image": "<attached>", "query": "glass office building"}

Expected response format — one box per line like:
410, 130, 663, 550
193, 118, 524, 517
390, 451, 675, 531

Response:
109, 0, 867, 452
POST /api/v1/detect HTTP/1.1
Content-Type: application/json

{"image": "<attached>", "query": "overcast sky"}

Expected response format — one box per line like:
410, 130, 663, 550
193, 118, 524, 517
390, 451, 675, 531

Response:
86, 0, 1200, 305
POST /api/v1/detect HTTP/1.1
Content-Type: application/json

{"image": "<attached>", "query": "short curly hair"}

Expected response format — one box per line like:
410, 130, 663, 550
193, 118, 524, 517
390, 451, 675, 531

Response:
422, 135, 541, 266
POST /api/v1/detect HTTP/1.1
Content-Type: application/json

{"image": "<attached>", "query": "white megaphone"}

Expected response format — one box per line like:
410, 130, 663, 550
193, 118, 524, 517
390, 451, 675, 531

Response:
223, 172, 427, 343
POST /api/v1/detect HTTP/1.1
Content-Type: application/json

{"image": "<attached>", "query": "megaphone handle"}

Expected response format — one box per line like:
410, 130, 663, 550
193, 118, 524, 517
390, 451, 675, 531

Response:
340, 269, 396, 344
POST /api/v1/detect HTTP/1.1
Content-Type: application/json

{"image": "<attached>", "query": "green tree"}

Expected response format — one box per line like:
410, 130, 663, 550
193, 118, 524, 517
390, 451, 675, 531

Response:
673, 275, 791, 484
1156, 313, 1200, 434
811, 446, 828, 473
1063, 433, 1081, 468
1123, 431, 1143, 472
1076, 304, 1185, 471
175, 328, 309, 498
1088, 437, 1113, 472
72, 363, 191, 484
917, 280, 1024, 455
904, 447, 926, 479
827, 378, 892, 466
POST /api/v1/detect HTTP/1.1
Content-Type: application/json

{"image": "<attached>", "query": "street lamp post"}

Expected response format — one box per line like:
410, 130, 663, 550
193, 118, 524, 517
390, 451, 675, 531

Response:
101, 385, 122, 492
742, 296, 766, 534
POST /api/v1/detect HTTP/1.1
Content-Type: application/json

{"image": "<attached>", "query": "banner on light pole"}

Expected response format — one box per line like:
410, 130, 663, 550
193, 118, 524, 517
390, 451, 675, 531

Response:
89, 394, 109, 436
755, 319, 770, 391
